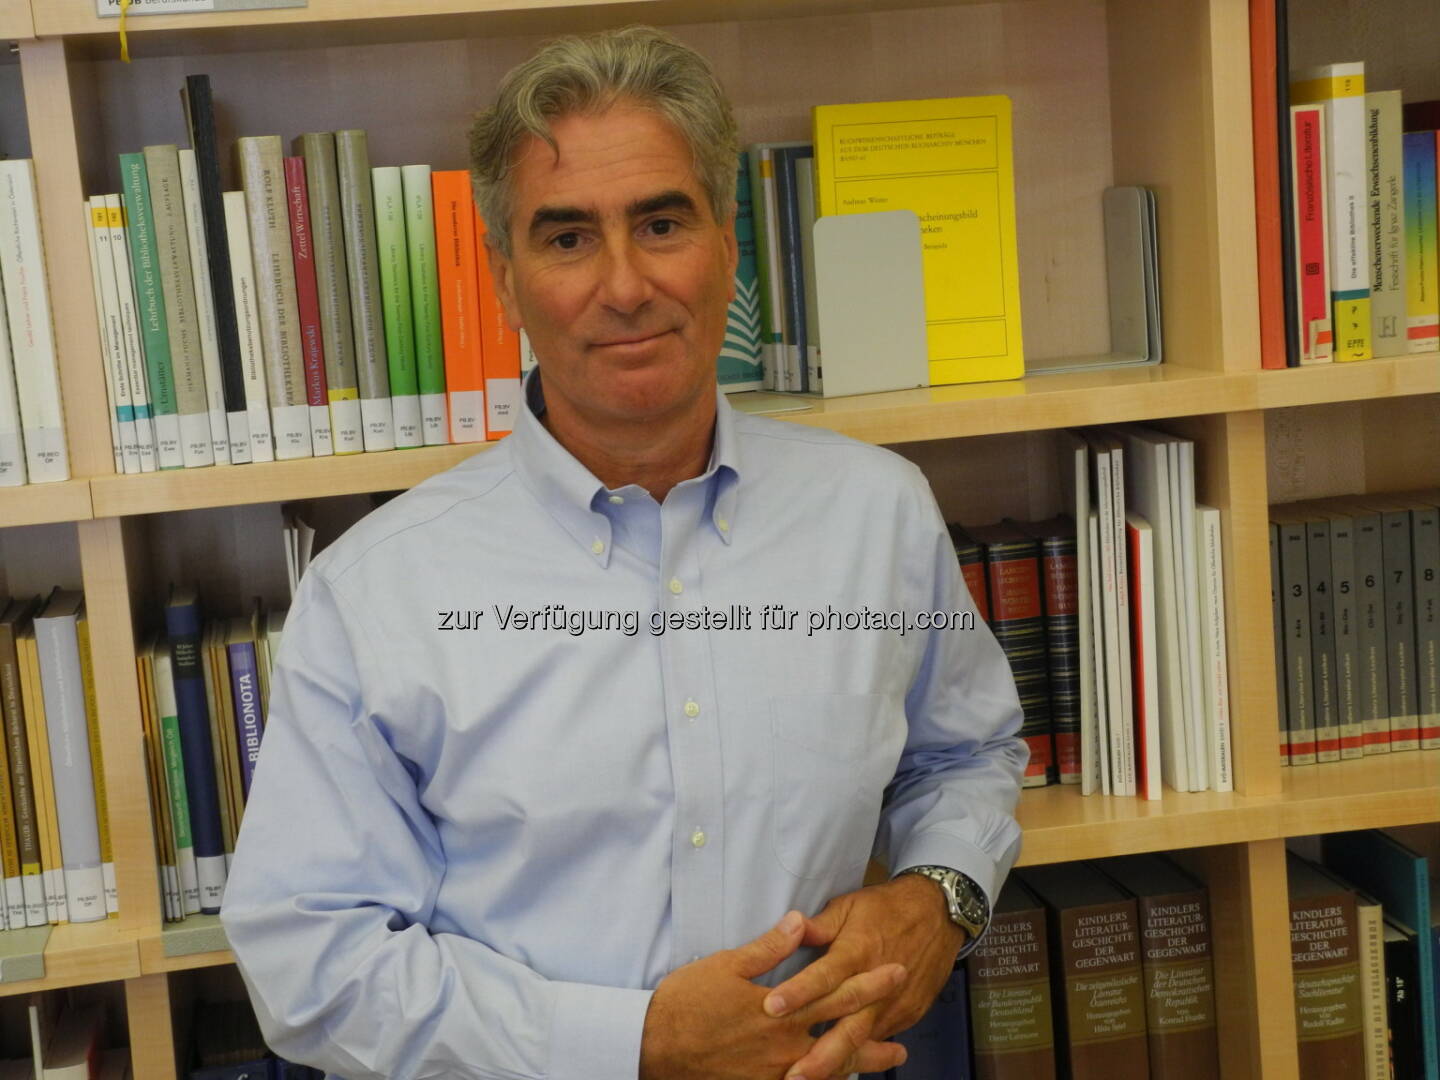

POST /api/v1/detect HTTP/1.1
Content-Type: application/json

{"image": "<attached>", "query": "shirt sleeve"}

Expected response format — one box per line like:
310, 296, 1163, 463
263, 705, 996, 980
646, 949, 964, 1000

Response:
220, 568, 652, 1080
873, 467, 1030, 909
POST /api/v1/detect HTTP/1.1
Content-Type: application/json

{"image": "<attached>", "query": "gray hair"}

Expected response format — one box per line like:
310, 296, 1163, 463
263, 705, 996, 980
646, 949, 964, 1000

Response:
469, 25, 739, 256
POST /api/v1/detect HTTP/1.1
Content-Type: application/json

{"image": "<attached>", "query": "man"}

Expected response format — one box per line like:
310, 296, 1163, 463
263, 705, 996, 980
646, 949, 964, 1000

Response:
222, 25, 1026, 1080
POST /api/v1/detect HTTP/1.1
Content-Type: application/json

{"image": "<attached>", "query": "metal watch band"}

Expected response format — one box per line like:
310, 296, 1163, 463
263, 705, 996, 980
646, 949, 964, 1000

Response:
895, 864, 991, 959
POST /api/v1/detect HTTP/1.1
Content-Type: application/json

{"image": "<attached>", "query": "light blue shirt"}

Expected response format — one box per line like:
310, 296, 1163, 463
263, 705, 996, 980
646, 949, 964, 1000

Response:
221, 370, 1027, 1080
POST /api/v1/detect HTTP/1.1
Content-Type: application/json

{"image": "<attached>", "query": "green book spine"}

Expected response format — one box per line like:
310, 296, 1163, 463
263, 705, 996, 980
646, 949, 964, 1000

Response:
120, 151, 183, 469
401, 164, 446, 446
372, 166, 420, 448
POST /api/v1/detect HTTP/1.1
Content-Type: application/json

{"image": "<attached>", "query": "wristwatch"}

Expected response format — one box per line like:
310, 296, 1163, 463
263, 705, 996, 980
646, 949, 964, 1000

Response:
895, 865, 990, 959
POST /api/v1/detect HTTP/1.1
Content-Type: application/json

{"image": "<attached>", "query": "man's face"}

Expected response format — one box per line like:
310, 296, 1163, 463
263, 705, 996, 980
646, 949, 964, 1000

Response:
488, 100, 738, 431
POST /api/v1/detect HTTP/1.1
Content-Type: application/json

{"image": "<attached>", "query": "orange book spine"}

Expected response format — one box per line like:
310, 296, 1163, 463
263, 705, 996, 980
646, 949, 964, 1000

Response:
473, 209, 522, 441
431, 171, 485, 443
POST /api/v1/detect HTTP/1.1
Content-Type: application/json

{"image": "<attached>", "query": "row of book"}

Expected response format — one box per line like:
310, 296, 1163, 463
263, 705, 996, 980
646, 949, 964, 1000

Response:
5, 991, 130, 1079
0, 593, 118, 929
184, 999, 321, 1080
137, 589, 284, 923
1269, 492, 1440, 763
0, 160, 68, 487
952, 426, 1233, 798
1278, 59, 1440, 365
887, 852, 1220, 1080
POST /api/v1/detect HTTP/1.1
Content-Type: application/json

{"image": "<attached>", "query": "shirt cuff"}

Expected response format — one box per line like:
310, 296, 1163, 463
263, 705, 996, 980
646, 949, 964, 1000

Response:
549, 981, 654, 1080
891, 827, 1016, 956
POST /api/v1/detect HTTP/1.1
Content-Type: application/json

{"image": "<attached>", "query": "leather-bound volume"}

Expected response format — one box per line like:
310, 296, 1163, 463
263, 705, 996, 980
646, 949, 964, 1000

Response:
967, 876, 1056, 1080
1288, 853, 1365, 1079
1019, 862, 1149, 1080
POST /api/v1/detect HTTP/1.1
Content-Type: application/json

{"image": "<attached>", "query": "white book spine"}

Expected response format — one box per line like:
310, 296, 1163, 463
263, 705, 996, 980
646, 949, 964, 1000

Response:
4, 876, 25, 930
82, 203, 125, 475
102, 858, 117, 916
420, 393, 447, 446
104, 194, 159, 473
1087, 510, 1111, 796
1197, 505, 1234, 791
1176, 441, 1207, 790
447, 390, 484, 444
224, 191, 276, 463
1091, 448, 1125, 795
86, 200, 141, 475
179, 148, 232, 464
0, 161, 67, 482
0, 268, 25, 485
1066, 438, 1098, 797
361, 395, 395, 451
21, 868, 43, 926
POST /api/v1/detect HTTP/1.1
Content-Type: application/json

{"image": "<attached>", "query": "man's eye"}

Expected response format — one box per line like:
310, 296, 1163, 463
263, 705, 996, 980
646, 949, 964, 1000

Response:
551, 231, 582, 250
647, 218, 677, 237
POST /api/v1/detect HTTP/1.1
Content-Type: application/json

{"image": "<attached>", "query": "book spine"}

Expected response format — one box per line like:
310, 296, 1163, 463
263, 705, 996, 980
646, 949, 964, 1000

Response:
1275, 0, 1299, 366
296, 133, 363, 455
0, 619, 39, 926
794, 154, 822, 394
1271, 523, 1288, 764
0, 160, 68, 482
1108, 446, 1137, 796
238, 135, 312, 460
163, 603, 227, 913
966, 904, 1057, 1079
773, 145, 807, 392
203, 623, 239, 867
223, 191, 276, 464
1056, 899, 1149, 1079
144, 145, 216, 469
1382, 926, 1423, 1079
1290, 889, 1365, 1077
431, 171, 485, 443
1410, 501, 1440, 747
284, 156, 333, 457
105, 195, 159, 473
1088, 510, 1112, 793
19, 631, 65, 923
335, 130, 394, 451
1291, 105, 1334, 363
950, 529, 991, 623
84, 203, 122, 475
135, 648, 177, 920
1137, 889, 1220, 1079
983, 537, 1053, 787
32, 609, 105, 923
400, 164, 447, 445
1381, 509, 1418, 749
1307, 518, 1339, 761
371, 166, 421, 448
185, 74, 253, 462
1250, 0, 1287, 369
1197, 506, 1233, 789
474, 212, 520, 441
1092, 448, 1127, 793
1366, 91, 1407, 358
1326, 514, 1363, 759
227, 641, 263, 800
122, 151, 184, 469
1352, 511, 1391, 752
719, 151, 764, 391
1292, 65, 1372, 361
178, 148, 231, 464
1403, 131, 1440, 353
0, 243, 27, 485
754, 147, 787, 390
153, 649, 200, 915
84, 200, 137, 475
1038, 533, 1080, 785
1278, 520, 1316, 763
0, 622, 18, 926
1127, 517, 1160, 801
75, 618, 117, 916
1355, 900, 1387, 1080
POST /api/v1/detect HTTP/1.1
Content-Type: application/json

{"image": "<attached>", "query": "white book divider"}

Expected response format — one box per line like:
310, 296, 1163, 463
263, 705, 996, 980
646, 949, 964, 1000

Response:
811, 210, 929, 397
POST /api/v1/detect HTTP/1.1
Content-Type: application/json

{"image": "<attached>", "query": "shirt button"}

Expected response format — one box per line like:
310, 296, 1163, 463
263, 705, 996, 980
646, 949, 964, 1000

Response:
717, 517, 730, 532
668, 577, 683, 595
683, 699, 700, 719
691, 829, 707, 849
591, 539, 605, 555
608, 494, 624, 504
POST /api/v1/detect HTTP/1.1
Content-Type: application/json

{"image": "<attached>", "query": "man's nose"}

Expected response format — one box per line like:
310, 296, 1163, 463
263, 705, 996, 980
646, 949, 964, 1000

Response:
596, 238, 654, 315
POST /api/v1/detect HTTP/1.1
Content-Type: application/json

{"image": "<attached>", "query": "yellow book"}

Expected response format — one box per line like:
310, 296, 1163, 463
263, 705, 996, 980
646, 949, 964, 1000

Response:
76, 615, 118, 918
0, 625, 21, 927
137, 638, 179, 921
812, 95, 1024, 384
17, 631, 64, 925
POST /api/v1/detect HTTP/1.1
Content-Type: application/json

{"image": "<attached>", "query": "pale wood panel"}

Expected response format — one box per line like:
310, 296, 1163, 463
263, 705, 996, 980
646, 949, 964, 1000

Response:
0, 0, 31, 40
892, 430, 1064, 527
0, 923, 141, 1000
67, 0, 1115, 366
1287, 0, 1440, 103
1266, 395, 1440, 503
18, 38, 114, 480
1256, 353, 1440, 409
0, 480, 93, 528
126, 973, 179, 1080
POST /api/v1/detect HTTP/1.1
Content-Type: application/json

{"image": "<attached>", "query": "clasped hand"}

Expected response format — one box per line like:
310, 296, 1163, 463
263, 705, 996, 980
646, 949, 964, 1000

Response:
638, 876, 965, 1080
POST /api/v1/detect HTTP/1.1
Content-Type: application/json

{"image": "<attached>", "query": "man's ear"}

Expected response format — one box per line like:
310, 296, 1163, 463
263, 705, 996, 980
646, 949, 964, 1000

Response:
485, 235, 524, 333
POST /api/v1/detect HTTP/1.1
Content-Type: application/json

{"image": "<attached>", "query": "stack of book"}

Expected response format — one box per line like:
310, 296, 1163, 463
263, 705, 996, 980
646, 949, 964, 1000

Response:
1269, 492, 1439, 764
0, 591, 119, 931
888, 852, 1220, 1080
0, 159, 68, 487
951, 425, 1233, 798
186, 999, 321, 1080
24, 991, 129, 1080
137, 587, 285, 924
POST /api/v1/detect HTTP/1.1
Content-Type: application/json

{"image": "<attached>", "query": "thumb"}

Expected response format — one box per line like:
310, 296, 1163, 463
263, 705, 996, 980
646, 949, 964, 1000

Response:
728, 911, 805, 980
801, 902, 846, 948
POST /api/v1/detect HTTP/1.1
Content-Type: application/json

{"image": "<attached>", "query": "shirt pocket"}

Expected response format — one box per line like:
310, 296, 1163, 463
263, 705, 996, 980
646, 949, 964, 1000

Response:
769, 693, 906, 880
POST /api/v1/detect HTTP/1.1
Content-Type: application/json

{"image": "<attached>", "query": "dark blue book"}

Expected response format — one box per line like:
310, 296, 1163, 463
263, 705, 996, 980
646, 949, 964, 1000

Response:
772, 144, 812, 393
189, 1060, 274, 1080
893, 965, 973, 1079
165, 587, 228, 914
225, 617, 263, 801
1386, 916, 1425, 1080
1322, 829, 1437, 1080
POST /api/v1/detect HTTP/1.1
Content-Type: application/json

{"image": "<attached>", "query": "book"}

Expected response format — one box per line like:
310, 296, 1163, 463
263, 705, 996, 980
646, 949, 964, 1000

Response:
293, 132, 363, 455
1404, 492, 1440, 747
399, 164, 447, 445
1365, 90, 1406, 358
74, 617, 117, 916
1383, 917, 1426, 1080
1015, 517, 1081, 786
1272, 508, 1316, 764
1402, 130, 1440, 353
1290, 63, 1372, 361
1195, 504, 1234, 789
102, 194, 160, 473
221, 191, 276, 464
334, 130, 393, 451
1124, 512, 1161, 801
0, 599, 37, 927
1304, 514, 1338, 761
431, 171, 485, 443
83, 198, 139, 475
772, 143, 810, 392
152, 645, 200, 917
1314, 508, 1363, 759
1058, 433, 1100, 795
947, 524, 991, 624
812, 95, 1024, 384
0, 160, 68, 483
1250, 0, 1288, 369
1289, 104, 1334, 364
225, 617, 263, 802
178, 147, 232, 465
283, 156, 333, 458
719, 151, 763, 391
892, 966, 971, 1079
473, 213, 520, 441
18, 624, 66, 923
966, 876, 1056, 1079
238, 135, 312, 460
371, 166, 421, 449
1288, 852, 1365, 1078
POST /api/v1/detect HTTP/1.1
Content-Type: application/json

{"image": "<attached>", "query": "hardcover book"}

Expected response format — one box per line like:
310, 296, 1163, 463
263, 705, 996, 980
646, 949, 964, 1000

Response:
966, 876, 1056, 1080
1288, 853, 1365, 1079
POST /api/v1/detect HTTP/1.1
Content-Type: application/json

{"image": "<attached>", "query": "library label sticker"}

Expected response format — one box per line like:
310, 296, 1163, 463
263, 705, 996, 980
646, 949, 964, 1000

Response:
97, 0, 306, 15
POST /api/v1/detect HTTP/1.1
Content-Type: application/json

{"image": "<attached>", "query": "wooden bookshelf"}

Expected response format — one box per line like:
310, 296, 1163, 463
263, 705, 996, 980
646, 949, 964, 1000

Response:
2, 0, 1434, 1075
0, 922, 140, 998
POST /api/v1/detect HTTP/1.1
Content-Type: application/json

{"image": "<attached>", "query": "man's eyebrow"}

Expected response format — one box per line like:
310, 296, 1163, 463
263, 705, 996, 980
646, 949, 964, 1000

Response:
628, 190, 700, 218
528, 204, 597, 238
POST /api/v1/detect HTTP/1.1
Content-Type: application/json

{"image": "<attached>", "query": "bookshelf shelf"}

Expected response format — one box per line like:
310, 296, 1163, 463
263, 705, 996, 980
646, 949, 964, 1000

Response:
1255, 351, 1440, 409
0, 479, 93, 527
0, 922, 140, 998
0, 0, 31, 40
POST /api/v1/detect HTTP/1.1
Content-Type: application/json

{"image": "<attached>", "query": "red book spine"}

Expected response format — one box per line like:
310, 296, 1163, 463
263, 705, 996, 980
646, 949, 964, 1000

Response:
285, 156, 328, 410
1250, 0, 1287, 369
985, 541, 1053, 786
1292, 107, 1333, 363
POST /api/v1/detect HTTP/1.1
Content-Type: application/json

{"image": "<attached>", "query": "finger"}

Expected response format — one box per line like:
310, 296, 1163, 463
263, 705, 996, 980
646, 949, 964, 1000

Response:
728, 910, 805, 980
799, 907, 843, 948
794, 963, 907, 1030
781, 1005, 882, 1080
763, 941, 867, 1018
